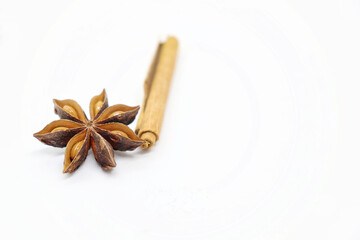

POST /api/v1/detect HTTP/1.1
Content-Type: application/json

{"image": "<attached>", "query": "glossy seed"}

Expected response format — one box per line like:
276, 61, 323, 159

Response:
63, 105, 78, 118
94, 101, 103, 116
51, 127, 68, 133
70, 140, 85, 160
111, 130, 128, 138
109, 110, 124, 118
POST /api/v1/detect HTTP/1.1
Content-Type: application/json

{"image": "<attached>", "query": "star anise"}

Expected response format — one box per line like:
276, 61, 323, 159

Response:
33, 89, 144, 173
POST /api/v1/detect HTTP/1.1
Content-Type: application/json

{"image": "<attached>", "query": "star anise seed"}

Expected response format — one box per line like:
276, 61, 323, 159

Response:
33, 89, 144, 173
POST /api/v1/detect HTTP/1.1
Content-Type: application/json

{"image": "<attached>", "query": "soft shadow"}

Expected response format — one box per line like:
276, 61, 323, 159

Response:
114, 151, 136, 160
114, 147, 153, 159
101, 168, 114, 175
62, 172, 74, 179
134, 149, 152, 155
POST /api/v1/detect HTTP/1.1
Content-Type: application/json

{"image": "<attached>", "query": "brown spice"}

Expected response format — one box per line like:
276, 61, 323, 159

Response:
136, 36, 178, 149
34, 89, 144, 173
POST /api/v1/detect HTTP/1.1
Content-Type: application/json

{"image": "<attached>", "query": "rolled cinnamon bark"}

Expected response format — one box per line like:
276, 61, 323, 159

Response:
135, 36, 178, 149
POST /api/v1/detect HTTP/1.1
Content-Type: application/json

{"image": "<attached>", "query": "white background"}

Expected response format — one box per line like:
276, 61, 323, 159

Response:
0, 0, 359, 239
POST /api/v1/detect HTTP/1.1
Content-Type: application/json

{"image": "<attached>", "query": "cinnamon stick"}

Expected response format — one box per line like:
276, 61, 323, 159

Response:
135, 36, 178, 149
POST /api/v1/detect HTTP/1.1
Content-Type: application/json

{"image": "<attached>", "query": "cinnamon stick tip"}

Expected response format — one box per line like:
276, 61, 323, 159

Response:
139, 131, 157, 149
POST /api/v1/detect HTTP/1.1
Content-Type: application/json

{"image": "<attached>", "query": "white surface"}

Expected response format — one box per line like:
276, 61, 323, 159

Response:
0, 0, 359, 239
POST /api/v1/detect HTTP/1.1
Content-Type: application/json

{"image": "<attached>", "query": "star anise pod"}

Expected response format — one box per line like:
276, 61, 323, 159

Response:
33, 89, 144, 173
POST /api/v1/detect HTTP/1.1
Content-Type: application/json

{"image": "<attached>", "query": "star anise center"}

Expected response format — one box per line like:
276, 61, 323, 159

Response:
85, 120, 94, 128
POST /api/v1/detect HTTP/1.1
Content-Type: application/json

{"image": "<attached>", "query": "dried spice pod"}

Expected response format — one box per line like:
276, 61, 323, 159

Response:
63, 130, 90, 173
96, 104, 140, 125
94, 123, 143, 151
89, 89, 108, 120
34, 89, 144, 173
90, 130, 116, 170
34, 120, 84, 147
53, 99, 88, 123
